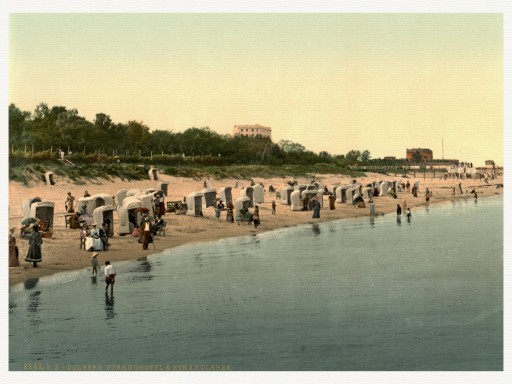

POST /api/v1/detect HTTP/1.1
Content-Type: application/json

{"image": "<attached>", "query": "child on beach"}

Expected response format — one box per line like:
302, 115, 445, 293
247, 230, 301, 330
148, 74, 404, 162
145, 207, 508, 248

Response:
215, 207, 221, 222
91, 252, 99, 275
271, 201, 276, 215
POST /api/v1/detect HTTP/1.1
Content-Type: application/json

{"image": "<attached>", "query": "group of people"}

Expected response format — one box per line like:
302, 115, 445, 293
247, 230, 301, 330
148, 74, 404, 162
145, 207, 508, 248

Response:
82, 222, 110, 251
9, 223, 44, 268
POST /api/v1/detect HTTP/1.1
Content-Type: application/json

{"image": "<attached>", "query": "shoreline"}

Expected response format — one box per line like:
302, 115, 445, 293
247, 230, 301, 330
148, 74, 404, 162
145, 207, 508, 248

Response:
9, 173, 503, 287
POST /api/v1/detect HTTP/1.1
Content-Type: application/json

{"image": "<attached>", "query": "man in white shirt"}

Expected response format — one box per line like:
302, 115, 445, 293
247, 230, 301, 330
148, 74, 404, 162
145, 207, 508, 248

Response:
104, 260, 116, 293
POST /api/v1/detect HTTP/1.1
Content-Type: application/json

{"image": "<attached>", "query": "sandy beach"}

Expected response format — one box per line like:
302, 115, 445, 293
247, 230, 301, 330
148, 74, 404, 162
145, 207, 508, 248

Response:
8, 172, 503, 287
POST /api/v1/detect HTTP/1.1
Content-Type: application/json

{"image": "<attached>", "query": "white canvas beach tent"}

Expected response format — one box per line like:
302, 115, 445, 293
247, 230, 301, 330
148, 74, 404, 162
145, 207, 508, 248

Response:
115, 189, 127, 208
335, 185, 351, 203
294, 184, 307, 192
344, 187, 356, 204
92, 205, 116, 237
148, 167, 159, 181
30, 201, 55, 228
22, 197, 42, 219
290, 190, 303, 211
157, 181, 169, 197
330, 183, 340, 200
90, 193, 114, 211
44, 171, 55, 185
76, 196, 94, 214
380, 182, 389, 196
126, 189, 142, 197
279, 185, 294, 205
134, 192, 155, 213
234, 196, 251, 212
186, 191, 204, 216
240, 186, 254, 208
362, 187, 373, 200
219, 187, 233, 205
117, 196, 144, 235
253, 185, 264, 204
352, 183, 363, 201
316, 191, 324, 207
301, 190, 321, 210
314, 181, 325, 191
200, 188, 217, 209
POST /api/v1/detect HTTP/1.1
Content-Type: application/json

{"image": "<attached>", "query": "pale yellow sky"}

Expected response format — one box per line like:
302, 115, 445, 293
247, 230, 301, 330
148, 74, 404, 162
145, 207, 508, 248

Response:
8, 13, 504, 166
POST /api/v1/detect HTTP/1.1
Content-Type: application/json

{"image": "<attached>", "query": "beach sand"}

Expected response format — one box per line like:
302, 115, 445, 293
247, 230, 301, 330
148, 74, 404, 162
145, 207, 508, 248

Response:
8, 172, 503, 286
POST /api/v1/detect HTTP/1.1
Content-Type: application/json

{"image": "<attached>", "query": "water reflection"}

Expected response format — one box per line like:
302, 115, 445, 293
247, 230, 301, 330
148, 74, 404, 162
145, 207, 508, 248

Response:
311, 224, 321, 235
369, 216, 375, 226
130, 257, 153, 282
28, 291, 42, 327
104, 292, 116, 320
91, 275, 97, 285
24, 277, 39, 290
396, 215, 402, 226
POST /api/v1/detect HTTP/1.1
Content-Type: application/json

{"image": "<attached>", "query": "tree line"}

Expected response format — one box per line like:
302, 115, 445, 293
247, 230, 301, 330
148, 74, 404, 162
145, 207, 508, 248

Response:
9, 103, 380, 167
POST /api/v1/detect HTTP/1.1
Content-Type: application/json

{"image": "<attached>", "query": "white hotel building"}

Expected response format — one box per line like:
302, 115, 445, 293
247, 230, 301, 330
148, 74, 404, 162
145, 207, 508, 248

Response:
232, 124, 272, 139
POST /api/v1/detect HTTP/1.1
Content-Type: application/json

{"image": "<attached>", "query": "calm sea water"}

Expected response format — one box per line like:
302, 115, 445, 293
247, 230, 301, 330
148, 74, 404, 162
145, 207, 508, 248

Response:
9, 195, 503, 371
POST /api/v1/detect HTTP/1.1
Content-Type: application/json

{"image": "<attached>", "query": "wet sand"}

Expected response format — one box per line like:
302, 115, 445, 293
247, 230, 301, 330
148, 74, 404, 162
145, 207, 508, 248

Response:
8, 172, 503, 287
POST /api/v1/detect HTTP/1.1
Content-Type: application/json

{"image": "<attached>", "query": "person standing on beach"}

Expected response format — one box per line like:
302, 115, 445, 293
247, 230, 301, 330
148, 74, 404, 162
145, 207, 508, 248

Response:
141, 215, 153, 250
312, 200, 321, 218
253, 206, 260, 228
25, 224, 43, 268
9, 227, 20, 267
91, 252, 99, 275
328, 194, 335, 210
369, 200, 375, 216
396, 204, 402, 216
405, 180, 410, 192
271, 201, 276, 215
226, 203, 234, 223
104, 261, 116, 293
65, 192, 75, 213
403, 199, 407, 213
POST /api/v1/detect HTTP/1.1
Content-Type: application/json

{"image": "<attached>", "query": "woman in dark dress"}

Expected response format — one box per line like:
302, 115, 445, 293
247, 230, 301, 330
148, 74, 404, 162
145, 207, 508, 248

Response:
312, 200, 321, 218
9, 227, 20, 267
25, 224, 43, 267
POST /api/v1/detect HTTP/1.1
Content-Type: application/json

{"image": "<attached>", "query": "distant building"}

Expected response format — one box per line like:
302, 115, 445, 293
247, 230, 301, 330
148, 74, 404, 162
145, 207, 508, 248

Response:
233, 124, 272, 139
485, 160, 495, 167
406, 148, 433, 161
383, 156, 396, 161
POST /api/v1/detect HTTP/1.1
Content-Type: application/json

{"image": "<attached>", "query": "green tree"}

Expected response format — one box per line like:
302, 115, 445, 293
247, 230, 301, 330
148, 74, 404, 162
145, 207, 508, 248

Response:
126, 120, 151, 154
360, 150, 371, 163
8, 103, 31, 149
345, 150, 361, 164
278, 139, 306, 154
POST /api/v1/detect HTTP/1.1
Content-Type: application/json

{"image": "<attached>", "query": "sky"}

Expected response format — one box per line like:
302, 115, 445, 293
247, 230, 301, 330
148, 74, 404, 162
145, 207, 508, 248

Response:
7, 11, 504, 166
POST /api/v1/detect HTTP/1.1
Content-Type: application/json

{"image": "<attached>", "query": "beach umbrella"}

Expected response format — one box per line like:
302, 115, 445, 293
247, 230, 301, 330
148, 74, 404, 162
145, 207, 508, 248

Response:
135, 207, 150, 213
21, 217, 37, 226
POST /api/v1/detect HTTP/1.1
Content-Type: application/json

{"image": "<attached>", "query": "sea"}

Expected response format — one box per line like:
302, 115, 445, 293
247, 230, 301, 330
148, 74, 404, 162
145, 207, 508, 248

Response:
9, 195, 503, 371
